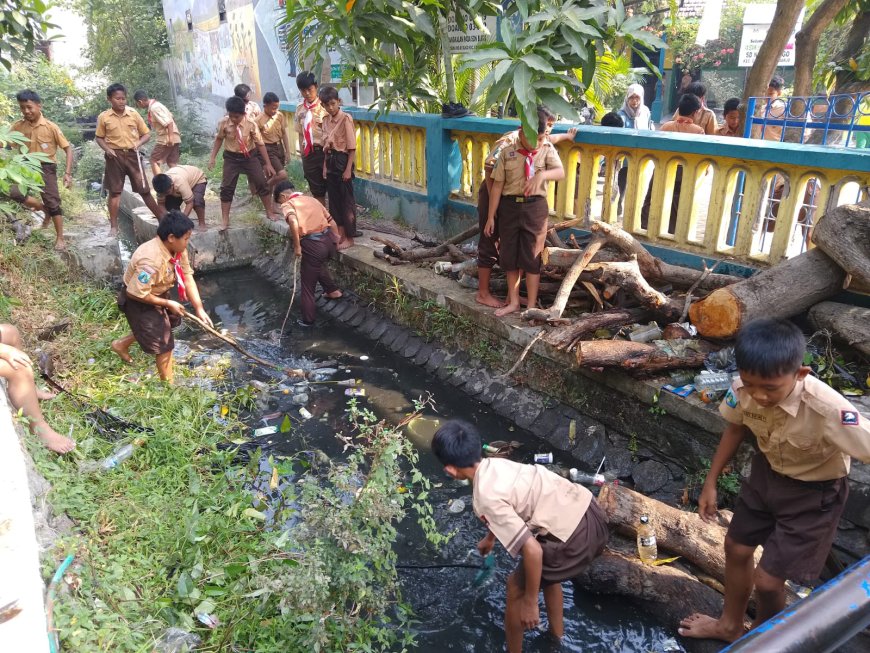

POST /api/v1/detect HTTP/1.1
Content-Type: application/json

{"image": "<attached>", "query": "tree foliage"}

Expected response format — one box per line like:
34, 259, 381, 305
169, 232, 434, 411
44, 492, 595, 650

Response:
0, 0, 54, 71
462, 0, 664, 139
0, 125, 48, 213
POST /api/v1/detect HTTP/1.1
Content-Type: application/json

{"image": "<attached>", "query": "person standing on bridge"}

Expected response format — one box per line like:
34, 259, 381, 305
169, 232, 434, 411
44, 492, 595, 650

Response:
95, 83, 162, 238
320, 85, 358, 250
257, 92, 292, 199
679, 318, 870, 643
294, 71, 328, 206
133, 89, 181, 175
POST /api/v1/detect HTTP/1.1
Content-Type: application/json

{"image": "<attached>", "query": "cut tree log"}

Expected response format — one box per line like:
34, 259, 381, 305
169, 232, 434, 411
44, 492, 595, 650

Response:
598, 484, 759, 584
588, 221, 743, 289
575, 339, 715, 373
811, 202, 870, 287
587, 257, 684, 322
573, 547, 731, 653
544, 307, 650, 350
688, 248, 847, 339
372, 226, 480, 262
807, 302, 870, 357
523, 235, 606, 322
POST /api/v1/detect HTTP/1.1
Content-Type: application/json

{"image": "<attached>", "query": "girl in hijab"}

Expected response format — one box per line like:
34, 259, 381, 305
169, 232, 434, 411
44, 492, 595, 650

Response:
618, 84, 654, 131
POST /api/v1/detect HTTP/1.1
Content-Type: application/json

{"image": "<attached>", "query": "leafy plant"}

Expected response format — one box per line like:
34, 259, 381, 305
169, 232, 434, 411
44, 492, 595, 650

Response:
0, 0, 55, 71
0, 123, 48, 212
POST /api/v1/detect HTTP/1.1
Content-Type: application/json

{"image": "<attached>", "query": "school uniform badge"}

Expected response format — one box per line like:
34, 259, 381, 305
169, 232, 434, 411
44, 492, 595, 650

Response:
841, 410, 860, 426
137, 270, 151, 284
724, 388, 738, 408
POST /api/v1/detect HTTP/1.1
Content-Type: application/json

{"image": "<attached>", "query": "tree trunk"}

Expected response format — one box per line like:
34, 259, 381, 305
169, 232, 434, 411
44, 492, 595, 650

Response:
573, 547, 731, 653
523, 236, 605, 322
575, 339, 714, 373
688, 249, 846, 339
544, 307, 651, 350
793, 0, 850, 96
587, 221, 743, 290
597, 484, 758, 584
372, 225, 480, 262
811, 203, 870, 287
437, 15, 457, 104
807, 302, 870, 357
587, 258, 684, 322
740, 0, 806, 131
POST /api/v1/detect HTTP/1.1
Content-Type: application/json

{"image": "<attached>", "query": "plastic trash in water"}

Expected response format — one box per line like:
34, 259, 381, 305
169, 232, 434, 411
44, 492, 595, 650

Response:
299, 407, 313, 420
253, 425, 278, 437
154, 628, 202, 653
359, 355, 369, 361
345, 387, 366, 397
472, 553, 496, 587
447, 498, 465, 514
291, 393, 310, 405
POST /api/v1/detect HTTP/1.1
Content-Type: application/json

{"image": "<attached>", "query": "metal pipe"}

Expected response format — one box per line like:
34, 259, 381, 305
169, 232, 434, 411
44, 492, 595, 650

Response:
722, 555, 870, 653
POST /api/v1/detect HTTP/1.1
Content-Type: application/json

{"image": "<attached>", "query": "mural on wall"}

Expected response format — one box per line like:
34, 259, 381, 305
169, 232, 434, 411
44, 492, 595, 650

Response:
163, 0, 304, 107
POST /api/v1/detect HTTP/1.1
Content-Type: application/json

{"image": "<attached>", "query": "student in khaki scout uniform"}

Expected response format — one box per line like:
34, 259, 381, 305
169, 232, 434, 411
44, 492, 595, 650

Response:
273, 180, 343, 327
679, 318, 870, 643
294, 71, 328, 206
485, 106, 564, 317
111, 211, 213, 383
235, 83, 261, 121
257, 92, 292, 196
133, 89, 182, 175
319, 86, 358, 250
672, 81, 718, 135
718, 98, 742, 138
208, 96, 277, 232
6, 89, 74, 251
95, 83, 162, 237
477, 111, 576, 308
432, 420, 608, 653
152, 165, 208, 231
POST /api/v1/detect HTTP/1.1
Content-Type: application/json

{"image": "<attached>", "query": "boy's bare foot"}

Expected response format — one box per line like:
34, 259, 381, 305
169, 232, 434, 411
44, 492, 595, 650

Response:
337, 239, 353, 250
41, 215, 51, 229
325, 290, 343, 299
218, 226, 229, 233
197, 223, 208, 233
475, 293, 505, 308
38, 427, 76, 454
111, 339, 133, 363
54, 239, 67, 251
495, 302, 521, 317
678, 614, 744, 642
36, 388, 57, 401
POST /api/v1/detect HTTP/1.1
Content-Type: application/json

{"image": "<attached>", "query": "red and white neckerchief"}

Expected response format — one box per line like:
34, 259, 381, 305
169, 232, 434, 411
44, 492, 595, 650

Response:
516, 148, 538, 180
146, 100, 155, 128
236, 123, 250, 157
302, 99, 319, 156
170, 252, 188, 302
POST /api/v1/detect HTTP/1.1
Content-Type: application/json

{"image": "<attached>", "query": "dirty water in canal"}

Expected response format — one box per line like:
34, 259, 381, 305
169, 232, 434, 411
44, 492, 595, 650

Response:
184, 266, 679, 653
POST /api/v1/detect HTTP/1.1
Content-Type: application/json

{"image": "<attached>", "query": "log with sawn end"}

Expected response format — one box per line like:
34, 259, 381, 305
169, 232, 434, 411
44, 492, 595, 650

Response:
810, 202, 870, 288
575, 338, 715, 373
807, 302, 870, 357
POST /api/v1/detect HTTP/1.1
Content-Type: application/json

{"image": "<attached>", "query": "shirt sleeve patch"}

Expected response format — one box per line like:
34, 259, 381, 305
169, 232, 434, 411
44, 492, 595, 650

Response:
137, 270, 151, 284
842, 410, 860, 426
724, 388, 738, 408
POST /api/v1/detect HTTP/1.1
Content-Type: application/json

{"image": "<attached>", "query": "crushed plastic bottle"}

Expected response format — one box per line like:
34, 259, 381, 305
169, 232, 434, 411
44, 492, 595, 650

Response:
79, 439, 144, 472
447, 498, 465, 514
154, 628, 201, 653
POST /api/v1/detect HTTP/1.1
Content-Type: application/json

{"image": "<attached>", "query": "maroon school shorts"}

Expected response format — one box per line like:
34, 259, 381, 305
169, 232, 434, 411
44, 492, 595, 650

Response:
497, 195, 549, 274
476, 183, 499, 269
260, 142, 287, 173
164, 182, 207, 211
7, 162, 63, 216
220, 151, 269, 202
117, 288, 181, 355
727, 452, 848, 584
150, 143, 180, 167
104, 149, 150, 195
515, 499, 609, 588
301, 147, 327, 198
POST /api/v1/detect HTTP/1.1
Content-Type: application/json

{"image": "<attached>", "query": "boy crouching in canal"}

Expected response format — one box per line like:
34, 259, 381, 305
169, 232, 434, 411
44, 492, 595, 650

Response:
274, 180, 343, 327
111, 211, 213, 382
679, 318, 870, 643
432, 420, 609, 653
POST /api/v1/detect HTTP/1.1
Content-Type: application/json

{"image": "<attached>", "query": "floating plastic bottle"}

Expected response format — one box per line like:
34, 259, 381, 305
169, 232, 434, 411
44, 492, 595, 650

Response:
637, 514, 658, 563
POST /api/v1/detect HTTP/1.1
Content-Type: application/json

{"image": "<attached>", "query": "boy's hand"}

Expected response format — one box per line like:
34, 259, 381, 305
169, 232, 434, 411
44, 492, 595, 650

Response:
0, 343, 33, 371
63, 173, 73, 189
518, 596, 540, 630
342, 168, 352, 182
566, 127, 578, 139
523, 171, 544, 197
195, 307, 213, 328
477, 532, 495, 556
104, 149, 117, 159
208, 157, 216, 170
484, 218, 495, 237
165, 300, 185, 317
264, 164, 276, 179
697, 484, 718, 523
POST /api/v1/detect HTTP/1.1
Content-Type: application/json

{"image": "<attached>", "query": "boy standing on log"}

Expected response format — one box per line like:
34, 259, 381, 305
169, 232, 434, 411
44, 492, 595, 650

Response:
294, 71, 328, 206
432, 420, 608, 653
679, 318, 870, 642
273, 180, 343, 326
111, 210, 212, 383
485, 106, 564, 317
95, 83, 162, 237
6, 89, 74, 251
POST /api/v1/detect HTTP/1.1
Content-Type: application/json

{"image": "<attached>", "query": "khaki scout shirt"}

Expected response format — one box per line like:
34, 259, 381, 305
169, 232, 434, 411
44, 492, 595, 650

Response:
123, 237, 196, 299
256, 111, 287, 145
472, 458, 592, 558
161, 165, 206, 203
672, 106, 717, 135
216, 116, 264, 154
294, 100, 326, 148
10, 115, 70, 163
717, 124, 741, 138
660, 118, 706, 135
322, 109, 356, 153
280, 194, 333, 237
491, 140, 562, 197
245, 101, 262, 121
146, 100, 181, 145
720, 376, 870, 481
96, 107, 149, 150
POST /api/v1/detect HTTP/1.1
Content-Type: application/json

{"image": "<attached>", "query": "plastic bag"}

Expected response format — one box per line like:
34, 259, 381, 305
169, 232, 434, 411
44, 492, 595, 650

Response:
154, 628, 202, 653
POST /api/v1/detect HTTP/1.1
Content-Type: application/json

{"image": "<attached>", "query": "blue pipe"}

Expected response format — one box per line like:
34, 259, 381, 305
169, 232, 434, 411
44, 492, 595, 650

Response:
721, 555, 870, 653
